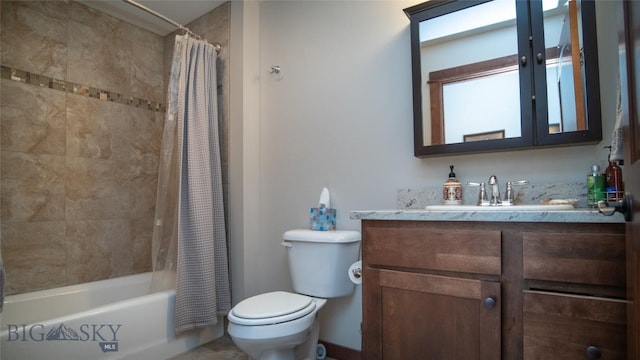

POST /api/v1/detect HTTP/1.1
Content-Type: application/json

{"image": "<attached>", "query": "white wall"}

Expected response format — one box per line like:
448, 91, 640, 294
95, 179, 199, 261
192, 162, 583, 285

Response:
229, 0, 620, 351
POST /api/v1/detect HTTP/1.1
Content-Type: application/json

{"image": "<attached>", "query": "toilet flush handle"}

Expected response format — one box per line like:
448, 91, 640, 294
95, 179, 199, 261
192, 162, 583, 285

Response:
281, 242, 292, 248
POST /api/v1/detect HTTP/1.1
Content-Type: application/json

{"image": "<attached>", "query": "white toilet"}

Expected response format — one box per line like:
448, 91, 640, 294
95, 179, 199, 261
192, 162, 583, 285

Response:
227, 229, 361, 360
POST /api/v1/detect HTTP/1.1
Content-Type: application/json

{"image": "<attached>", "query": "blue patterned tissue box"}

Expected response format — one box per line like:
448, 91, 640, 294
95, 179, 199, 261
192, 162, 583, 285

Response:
310, 207, 336, 231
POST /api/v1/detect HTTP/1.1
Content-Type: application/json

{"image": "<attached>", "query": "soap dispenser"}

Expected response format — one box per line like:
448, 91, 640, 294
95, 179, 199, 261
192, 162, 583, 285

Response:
443, 165, 462, 205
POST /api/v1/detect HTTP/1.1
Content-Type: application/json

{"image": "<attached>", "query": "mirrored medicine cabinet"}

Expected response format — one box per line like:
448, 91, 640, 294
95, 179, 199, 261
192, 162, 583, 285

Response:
404, 0, 602, 157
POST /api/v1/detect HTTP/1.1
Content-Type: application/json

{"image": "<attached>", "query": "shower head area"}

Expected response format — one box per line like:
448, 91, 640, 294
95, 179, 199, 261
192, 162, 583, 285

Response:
79, 0, 226, 36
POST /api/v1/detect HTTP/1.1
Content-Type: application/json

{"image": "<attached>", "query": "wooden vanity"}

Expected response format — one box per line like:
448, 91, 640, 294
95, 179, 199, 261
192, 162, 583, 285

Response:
356, 212, 626, 359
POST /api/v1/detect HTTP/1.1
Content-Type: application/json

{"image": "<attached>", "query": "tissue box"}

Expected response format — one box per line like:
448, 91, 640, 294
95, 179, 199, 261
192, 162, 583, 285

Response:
310, 207, 336, 231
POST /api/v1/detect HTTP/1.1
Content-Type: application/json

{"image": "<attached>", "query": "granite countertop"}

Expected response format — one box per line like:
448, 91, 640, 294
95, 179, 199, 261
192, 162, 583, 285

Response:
350, 208, 625, 223
356, 182, 626, 223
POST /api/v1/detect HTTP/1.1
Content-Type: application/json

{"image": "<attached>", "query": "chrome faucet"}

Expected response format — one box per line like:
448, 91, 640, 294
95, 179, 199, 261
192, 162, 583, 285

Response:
469, 177, 529, 206
488, 175, 501, 205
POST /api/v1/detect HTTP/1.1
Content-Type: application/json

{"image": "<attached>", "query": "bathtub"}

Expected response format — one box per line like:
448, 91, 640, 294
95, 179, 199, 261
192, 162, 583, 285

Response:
0, 272, 223, 360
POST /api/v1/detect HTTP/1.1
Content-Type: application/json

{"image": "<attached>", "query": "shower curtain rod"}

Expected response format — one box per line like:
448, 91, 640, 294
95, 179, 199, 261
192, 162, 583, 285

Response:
121, 0, 221, 53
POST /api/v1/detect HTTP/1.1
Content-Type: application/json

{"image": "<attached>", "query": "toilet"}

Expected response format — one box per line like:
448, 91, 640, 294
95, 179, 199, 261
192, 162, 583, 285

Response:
227, 229, 361, 360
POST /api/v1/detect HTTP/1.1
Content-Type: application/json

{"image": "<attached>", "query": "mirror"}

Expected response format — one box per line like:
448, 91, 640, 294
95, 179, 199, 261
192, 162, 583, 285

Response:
405, 0, 602, 157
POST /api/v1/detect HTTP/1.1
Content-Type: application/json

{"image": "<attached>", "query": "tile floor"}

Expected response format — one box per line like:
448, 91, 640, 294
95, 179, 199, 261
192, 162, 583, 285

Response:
168, 336, 248, 360
168, 336, 337, 360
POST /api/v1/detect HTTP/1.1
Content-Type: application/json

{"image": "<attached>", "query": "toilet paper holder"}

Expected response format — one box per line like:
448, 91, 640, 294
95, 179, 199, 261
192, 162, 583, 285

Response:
348, 260, 362, 284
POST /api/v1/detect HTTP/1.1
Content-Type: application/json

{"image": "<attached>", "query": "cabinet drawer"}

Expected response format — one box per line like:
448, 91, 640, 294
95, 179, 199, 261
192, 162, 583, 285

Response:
523, 291, 626, 359
523, 232, 625, 287
364, 226, 501, 275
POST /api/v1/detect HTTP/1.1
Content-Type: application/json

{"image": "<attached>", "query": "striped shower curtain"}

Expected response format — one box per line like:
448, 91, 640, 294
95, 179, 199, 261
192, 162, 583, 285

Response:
151, 34, 230, 334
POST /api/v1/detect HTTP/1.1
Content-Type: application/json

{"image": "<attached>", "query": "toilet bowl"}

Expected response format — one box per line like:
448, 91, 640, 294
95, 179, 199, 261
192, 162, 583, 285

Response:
227, 230, 361, 360
227, 291, 327, 360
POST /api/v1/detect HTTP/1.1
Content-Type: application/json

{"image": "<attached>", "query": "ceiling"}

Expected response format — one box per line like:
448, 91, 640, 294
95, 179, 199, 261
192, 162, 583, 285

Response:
78, 0, 227, 36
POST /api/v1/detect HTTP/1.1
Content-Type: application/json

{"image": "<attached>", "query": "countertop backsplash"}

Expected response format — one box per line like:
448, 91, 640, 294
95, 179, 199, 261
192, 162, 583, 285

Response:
397, 182, 588, 209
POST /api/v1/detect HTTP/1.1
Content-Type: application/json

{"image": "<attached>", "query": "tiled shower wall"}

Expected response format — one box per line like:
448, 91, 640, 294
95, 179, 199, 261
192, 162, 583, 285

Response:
0, 0, 230, 295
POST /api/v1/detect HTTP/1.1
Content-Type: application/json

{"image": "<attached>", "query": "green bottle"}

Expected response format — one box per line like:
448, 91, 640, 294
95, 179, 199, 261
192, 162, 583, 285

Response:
587, 164, 605, 207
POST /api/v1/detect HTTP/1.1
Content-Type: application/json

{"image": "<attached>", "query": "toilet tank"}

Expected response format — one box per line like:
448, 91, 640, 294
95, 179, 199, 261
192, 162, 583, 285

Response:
282, 229, 361, 298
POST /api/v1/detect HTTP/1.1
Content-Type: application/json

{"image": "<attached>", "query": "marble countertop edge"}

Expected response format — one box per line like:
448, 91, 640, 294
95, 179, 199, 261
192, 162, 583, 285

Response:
349, 209, 625, 223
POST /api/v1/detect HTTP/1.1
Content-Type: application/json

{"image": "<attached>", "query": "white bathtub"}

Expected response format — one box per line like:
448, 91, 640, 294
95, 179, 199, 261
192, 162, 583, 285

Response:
0, 272, 223, 360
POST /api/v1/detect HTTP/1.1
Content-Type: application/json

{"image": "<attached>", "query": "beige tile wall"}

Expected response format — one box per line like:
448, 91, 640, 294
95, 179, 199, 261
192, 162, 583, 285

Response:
0, 0, 230, 295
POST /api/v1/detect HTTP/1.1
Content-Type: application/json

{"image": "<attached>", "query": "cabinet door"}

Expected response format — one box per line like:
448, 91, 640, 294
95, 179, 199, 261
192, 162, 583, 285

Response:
523, 291, 626, 359
363, 269, 501, 360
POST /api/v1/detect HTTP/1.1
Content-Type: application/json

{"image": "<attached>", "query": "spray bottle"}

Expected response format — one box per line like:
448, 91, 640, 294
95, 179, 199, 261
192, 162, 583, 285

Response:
587, 164, 605, 207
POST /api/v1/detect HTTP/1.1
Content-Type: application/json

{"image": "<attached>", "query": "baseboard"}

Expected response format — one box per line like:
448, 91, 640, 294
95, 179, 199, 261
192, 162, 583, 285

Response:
319, 340, 361, 360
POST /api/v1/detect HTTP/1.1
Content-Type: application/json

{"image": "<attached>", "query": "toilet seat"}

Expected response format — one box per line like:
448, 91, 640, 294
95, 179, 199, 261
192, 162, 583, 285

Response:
228, 291, 316, 326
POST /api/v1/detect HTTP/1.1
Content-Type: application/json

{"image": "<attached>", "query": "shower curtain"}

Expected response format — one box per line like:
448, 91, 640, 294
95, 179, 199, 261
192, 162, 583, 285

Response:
151, 34, 230, 334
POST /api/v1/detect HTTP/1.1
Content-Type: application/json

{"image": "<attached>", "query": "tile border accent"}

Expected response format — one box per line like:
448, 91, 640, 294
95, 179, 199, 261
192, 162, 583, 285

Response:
1, 65, 166, 113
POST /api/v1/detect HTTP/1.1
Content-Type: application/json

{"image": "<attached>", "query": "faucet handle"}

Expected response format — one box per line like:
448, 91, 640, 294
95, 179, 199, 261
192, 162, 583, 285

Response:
477, 182, 489, 206
503, 180, 528, 205
509, 180, 529, 186
467, 182, 489, 206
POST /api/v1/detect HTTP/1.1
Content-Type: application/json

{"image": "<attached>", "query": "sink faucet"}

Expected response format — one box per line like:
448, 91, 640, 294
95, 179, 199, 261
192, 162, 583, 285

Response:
488, 175, 501, 205
470, 177, 529, 206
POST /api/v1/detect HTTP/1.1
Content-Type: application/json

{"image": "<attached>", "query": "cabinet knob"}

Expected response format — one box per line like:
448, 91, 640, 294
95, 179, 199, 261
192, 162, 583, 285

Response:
483, 297, 496, 309
585, 345, 602, 359
520, 55, 527, 66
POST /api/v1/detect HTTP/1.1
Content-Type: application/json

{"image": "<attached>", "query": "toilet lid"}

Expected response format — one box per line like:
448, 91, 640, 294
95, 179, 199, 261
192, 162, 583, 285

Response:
229, 291, 316, 326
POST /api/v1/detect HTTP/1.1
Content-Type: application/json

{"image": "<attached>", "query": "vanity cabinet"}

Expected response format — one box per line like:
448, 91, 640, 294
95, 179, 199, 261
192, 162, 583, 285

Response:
361, 220, 625, 359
